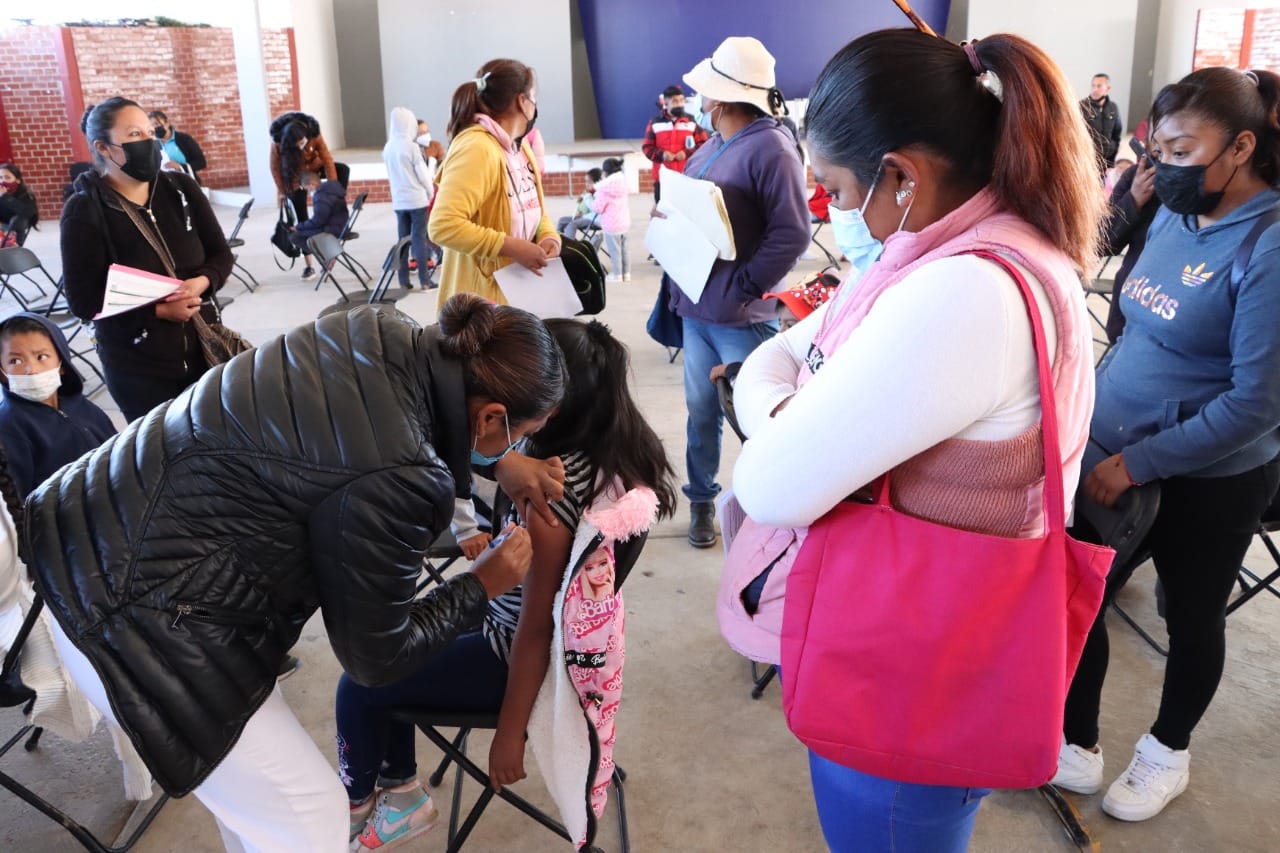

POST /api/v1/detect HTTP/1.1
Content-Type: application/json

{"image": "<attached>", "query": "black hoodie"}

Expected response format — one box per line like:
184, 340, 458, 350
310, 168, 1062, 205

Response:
0, 313, 116, 495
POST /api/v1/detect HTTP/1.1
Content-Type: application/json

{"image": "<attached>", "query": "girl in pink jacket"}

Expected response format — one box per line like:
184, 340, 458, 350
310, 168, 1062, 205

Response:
591, 158, 631, 281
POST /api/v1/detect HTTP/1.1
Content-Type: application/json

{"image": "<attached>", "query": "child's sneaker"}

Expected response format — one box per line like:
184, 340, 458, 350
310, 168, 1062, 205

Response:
349, 797, 375, 842
301, 266, 317, 282
1049, 736, 1104, 794
352, 783, 439, 850
1102, 734, 1190, 821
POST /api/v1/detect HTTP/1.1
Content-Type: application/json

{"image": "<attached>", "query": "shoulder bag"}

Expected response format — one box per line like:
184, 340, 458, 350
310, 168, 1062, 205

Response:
780, 250, 1114, 789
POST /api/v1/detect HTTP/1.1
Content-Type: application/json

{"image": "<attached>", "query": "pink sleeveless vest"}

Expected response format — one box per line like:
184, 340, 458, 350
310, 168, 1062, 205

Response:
718, 189, 1094, 664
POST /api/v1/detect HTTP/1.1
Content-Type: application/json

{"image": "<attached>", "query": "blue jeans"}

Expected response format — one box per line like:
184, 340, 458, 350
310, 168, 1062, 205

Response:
335, 631, 508, 803
395, 206, 437, 286
809, 751, 991, 852
680, 316, 777, 502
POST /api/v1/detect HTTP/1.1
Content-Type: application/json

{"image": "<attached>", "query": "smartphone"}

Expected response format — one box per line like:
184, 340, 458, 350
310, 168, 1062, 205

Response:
1128, 137, 1147, 160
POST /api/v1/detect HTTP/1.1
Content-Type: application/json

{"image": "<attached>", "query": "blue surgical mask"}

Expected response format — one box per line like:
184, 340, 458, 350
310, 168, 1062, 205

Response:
827, 171, 885, 276
697, 102, 718, 134
470, 415, 516, 466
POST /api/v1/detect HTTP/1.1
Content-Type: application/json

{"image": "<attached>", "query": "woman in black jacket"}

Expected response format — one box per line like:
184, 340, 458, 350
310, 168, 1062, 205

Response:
60, 97, 234, 422
0, 162, 39, 245
24, 293, 567, 851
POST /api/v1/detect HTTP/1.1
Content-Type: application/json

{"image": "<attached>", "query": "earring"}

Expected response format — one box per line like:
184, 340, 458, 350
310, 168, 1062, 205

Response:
896, 189, 913, 205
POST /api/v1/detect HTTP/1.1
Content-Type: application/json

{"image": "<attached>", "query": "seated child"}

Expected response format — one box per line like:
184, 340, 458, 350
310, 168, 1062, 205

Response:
0, 313, 116, 496
557, 167, 602, 238
763, 271, 839, 331
290, 172, 349, 272
335, 319, 676, 850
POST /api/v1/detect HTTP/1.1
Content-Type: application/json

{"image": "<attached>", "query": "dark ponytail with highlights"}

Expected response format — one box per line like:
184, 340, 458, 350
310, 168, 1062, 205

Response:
1151, 67, 1280, 186
805, 29, 1104, 271
447, 58, 534, 139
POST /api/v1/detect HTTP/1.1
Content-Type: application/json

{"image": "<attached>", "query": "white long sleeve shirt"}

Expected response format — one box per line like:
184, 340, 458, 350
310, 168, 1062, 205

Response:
732, 254, 1061, 529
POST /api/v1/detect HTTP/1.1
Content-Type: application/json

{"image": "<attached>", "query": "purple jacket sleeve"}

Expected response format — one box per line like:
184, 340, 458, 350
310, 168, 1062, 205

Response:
729, 145, 809, 300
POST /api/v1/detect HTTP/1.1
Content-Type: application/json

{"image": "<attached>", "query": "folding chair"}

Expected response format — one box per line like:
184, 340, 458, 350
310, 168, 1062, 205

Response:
1, 215, 32, 251
335, 193, 372, 285
307, 232, 365, 302
392, 527, 644, 853
0, 246, 57, 310
0, 595, 169, 852
714, 364, 779, 700
809, 216, 840, 269
368, 236, 414, 304
224, 198, 260, 293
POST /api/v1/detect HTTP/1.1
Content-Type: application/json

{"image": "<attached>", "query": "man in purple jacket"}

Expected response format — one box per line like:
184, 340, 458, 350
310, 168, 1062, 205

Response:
672, 37, 810, 548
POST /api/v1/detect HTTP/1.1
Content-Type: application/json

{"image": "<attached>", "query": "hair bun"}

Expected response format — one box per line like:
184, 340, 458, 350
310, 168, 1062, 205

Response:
438, 293, 497, 357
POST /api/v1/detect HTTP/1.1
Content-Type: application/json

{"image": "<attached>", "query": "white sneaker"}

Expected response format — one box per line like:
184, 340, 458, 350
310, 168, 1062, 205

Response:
1050, 737, 1104, 794
607, 274, 623, 283
623, 273, 632, 282
1100, 732, 1187, 819
1102, 734, 1190, 821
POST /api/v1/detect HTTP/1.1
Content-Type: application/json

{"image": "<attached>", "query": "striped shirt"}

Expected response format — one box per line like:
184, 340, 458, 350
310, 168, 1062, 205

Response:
483, 451, 595, 662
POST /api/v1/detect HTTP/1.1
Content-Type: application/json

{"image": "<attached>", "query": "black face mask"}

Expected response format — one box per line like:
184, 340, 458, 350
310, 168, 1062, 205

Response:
154, 125, 167, 139
110, 138, 163, 183
517, 104, 538, 148
668, 106, 686, 119
1153, 140, 1239, 216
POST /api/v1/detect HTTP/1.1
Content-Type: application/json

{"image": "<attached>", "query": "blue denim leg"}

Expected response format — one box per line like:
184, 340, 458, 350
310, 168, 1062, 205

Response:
808, 750, 990, 853
408, 206, 432, 286
334, 631, 509, 803
680, 317, 777, 503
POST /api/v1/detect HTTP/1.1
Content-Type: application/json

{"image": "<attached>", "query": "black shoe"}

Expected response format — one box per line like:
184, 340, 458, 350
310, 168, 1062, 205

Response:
688, 501, 717, 549
301, 266, 317, 282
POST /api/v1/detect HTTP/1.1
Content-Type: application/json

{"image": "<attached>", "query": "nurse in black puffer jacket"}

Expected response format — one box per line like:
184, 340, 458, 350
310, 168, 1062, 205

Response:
23, 294, 566, 852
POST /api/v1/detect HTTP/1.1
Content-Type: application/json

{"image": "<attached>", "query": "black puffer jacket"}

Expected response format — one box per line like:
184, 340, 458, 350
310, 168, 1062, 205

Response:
24, 306, 488, 796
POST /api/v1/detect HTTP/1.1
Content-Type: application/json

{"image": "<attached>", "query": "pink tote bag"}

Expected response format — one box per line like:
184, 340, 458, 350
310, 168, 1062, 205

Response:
780, 251, 1113, 789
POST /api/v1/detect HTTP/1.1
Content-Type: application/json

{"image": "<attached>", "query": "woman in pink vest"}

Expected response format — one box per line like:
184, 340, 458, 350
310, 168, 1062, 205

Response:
723, 29, 1104, 852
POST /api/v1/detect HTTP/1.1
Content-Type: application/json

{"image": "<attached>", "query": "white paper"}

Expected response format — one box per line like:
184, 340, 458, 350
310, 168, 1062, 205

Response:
95, 264, 183, 320
493, 257, 583, 319
644, 209, 718, 304
658, 167, 736, 260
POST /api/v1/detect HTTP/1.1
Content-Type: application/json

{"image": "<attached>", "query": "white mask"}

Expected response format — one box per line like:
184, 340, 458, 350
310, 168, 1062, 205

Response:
6, 366, 62, 403
416, 133, 432, 147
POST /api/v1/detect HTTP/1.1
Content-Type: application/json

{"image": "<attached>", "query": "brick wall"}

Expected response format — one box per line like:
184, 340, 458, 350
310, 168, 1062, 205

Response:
0, 26, 81, 217
1194, 8, 1280, 71
0, 24, 297, 213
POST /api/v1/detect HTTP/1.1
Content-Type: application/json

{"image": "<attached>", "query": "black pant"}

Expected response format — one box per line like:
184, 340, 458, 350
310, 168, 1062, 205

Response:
1064, 459, 1280, 750
104, 366, 204, 422
653, 181, 661, 204
287, 188, 308, 223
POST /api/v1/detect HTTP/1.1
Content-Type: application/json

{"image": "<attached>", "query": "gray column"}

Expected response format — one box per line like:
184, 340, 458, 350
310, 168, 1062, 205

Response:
232, 0, 278, 201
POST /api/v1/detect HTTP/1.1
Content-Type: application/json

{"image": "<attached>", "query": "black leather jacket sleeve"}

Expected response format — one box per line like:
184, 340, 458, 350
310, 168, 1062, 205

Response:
309, 464, 489, 688
1102, 164, 1142, 257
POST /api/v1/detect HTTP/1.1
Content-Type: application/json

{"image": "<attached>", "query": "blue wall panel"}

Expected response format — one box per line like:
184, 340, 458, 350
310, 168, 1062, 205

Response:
578, 0, 951, 138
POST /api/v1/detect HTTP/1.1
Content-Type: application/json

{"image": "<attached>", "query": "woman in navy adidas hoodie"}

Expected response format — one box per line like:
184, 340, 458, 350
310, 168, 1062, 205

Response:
1055, 67, 1280, 824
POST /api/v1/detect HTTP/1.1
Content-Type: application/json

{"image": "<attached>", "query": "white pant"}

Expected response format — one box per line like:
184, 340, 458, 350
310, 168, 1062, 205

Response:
51, 621, 347, 852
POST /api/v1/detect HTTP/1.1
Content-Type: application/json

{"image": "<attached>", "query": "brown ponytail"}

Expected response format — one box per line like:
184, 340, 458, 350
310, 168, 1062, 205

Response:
437, 293, 565, 424
805, 29, 1104, 271
447, 58, 535, 139
973, 34, 1105, 269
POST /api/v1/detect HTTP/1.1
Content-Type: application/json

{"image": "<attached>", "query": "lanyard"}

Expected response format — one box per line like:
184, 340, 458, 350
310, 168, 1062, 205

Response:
693, 128, 748, 180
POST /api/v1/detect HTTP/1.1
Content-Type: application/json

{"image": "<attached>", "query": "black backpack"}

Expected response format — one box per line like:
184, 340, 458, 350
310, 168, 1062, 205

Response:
560, 235, 606, 315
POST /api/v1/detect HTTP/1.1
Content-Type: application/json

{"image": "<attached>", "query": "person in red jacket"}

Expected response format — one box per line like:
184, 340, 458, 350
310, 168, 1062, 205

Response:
641, 85, 709, 202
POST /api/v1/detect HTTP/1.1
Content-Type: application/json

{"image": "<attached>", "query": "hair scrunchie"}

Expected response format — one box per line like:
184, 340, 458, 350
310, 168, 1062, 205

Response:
474, 71, 492, 93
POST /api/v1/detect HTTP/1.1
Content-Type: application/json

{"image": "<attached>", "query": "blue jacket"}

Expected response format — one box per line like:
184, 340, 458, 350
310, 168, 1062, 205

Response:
295, 179, 349, 239
668, 118, 809, 327
1092, 187, 1280, 482
0, 313, 116, 495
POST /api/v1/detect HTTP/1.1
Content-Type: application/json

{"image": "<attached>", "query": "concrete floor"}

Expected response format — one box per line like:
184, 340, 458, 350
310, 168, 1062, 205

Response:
1, 193, 1278, 852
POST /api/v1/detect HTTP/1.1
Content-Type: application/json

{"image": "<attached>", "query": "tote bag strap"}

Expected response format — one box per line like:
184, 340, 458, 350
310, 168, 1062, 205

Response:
875, 250, 1068, 533
966, 249, 1067, 534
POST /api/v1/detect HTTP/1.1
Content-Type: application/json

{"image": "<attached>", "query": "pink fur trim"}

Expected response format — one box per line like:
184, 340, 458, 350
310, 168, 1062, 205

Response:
583, 487, 658, 541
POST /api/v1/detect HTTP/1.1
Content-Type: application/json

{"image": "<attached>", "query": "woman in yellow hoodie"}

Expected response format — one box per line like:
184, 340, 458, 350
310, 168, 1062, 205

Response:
430, 59, 561, 304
